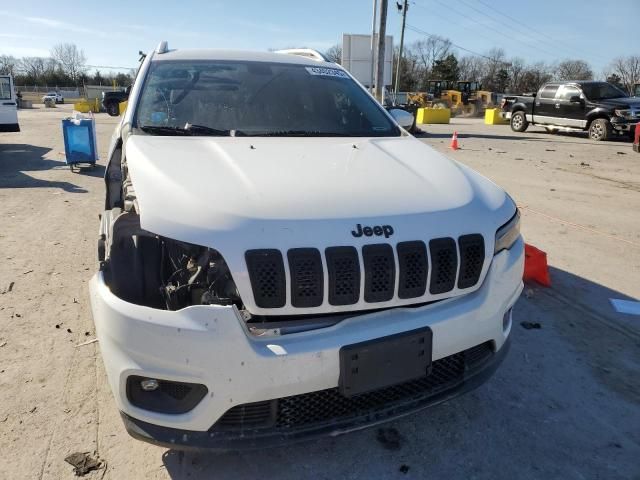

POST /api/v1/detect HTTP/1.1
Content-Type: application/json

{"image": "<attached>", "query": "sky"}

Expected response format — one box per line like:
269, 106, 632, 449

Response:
1, 0, 638, 76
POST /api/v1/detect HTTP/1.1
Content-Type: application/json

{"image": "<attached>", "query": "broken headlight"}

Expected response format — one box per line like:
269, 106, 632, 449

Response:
160, 238, 242, 310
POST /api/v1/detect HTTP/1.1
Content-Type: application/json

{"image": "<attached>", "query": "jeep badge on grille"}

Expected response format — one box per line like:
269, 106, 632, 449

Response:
351, 223, 394, 238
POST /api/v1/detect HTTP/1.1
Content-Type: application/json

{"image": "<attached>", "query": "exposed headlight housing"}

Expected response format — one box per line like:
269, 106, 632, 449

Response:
614, 109, 631, 119
494, 209, 520, 254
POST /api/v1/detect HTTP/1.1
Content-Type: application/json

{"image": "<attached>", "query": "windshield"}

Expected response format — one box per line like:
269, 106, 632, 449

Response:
135, 60, 401, 137
581, 82, 628, 100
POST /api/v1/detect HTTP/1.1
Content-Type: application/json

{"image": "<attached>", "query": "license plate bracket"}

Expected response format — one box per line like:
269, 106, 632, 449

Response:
339, 327, 432, 397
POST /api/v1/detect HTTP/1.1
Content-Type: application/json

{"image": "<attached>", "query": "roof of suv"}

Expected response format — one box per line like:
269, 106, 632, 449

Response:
153, 49, 338, 68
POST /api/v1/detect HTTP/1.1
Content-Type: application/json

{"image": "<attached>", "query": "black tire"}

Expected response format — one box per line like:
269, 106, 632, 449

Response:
106, 102, 119, 116
61, 98, 64, 104
588, 118, 612, 141
510, 111, 528, 132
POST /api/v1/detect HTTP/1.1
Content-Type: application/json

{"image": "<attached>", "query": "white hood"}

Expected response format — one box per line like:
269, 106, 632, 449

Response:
125, 135, 515, 314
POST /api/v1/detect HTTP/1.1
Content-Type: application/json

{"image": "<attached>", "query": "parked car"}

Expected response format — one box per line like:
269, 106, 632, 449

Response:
102, 87, 130, 116
0, 74, 19, 132
503, 81, 640, 141
42, 91, 64, 104
90, 42, 524, 450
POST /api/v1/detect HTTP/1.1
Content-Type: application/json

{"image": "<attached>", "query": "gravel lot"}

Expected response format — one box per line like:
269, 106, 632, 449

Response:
1, 105, 639, 479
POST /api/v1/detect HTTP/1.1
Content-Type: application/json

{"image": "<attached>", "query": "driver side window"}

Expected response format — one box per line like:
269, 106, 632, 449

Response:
557, 86, 581, 101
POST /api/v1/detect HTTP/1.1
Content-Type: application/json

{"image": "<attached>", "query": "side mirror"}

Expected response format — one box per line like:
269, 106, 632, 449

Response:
569, 95, 582, 103
388, 108, 414, 129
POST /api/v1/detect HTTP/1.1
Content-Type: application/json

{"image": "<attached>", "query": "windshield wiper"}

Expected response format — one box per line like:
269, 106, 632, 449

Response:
139, 124, 231, 136
245, 130, 353, 137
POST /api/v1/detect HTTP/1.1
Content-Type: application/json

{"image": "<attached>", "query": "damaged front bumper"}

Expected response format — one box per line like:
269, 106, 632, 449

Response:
89, 238, 524, 449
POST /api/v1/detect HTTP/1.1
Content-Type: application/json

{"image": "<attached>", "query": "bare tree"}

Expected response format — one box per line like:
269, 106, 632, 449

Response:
50, 43, 87, 82
555, 59, 593, 80
0, 55, 18, 75
412, 36, 452, 86
324, 44, 342, 64
607, 55, 640, 94
458, 56, 485, 83
19, 57, 47, 79
507, 57, 526, 93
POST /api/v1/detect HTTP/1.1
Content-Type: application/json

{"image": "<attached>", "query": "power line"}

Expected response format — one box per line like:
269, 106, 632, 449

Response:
460, 0, 604, 60
405, 24, 502, 62
413, 0, 559, 58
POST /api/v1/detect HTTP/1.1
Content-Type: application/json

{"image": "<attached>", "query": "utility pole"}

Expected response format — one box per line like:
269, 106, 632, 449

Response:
394, 0, 408, 100
370, 0, 378, 94
375, 0, 388, 102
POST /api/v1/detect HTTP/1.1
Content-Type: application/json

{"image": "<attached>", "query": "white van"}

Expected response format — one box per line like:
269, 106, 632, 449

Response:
0, 75, 20, 132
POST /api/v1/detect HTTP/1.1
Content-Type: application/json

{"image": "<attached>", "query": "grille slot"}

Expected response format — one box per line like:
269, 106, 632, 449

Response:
288, 248, 324, 308
429, 238, 458, 294
215, 400, 274, 429
326, 247, 361, 306
397, 241, 428, 299
457, 234, 485, 289
213, 342, 494, 431
363, 244, 395, 303
245, 249, 286, 308
160, 382, 191, 400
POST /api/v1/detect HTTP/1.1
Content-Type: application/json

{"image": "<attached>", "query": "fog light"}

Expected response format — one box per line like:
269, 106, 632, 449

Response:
503, 308, 513, 332
127, 375, 208, 414
140, 378, 159, 391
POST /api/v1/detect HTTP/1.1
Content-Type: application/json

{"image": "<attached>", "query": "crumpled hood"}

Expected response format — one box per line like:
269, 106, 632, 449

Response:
125, 135, 515, 313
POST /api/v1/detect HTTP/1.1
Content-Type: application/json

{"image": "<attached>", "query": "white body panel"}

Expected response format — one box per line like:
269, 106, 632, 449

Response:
90, 238, 523, 432
0, 75, 19, 129
124, 135, 514, 315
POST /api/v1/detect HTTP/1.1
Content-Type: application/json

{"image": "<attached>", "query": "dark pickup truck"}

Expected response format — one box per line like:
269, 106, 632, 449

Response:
503, 81, 640, 141
102, 86, 131, 116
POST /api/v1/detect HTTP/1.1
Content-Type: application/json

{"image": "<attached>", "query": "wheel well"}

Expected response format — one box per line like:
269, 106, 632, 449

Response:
586, 114, 610, 129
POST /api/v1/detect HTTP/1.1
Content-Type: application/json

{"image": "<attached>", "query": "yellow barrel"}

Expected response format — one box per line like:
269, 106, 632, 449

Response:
119, 100, 128, 115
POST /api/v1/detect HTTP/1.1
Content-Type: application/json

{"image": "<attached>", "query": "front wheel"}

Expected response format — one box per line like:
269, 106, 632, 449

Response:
510, 111, 528, 132
589, 118, 612, 141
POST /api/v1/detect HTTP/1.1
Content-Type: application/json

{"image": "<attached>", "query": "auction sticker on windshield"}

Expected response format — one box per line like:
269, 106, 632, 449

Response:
305, 67, 349, 78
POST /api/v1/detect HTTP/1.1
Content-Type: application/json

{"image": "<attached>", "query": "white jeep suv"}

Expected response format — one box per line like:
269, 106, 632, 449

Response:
90, 42, 524, 449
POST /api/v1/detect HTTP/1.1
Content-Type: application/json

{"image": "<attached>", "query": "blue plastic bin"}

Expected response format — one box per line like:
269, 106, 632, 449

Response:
62, 118, 98, 165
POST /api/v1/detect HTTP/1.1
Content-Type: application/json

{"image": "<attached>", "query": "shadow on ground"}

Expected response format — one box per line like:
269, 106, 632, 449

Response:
415, 130, 633, 145
0, 143, 94, 192
157, 266, 640, 480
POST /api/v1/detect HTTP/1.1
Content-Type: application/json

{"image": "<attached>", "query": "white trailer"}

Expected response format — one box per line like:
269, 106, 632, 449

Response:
0, 75, 19, 132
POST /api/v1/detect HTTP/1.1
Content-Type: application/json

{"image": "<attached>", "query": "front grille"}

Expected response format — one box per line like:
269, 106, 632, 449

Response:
216, 401, 274, 429
397, 241, 428, 299
457, 234, 485, 289
288, 248, 323, 308
362, 244, 395, 302
326, 247, 361, 306
245, 249, 286, 308
429, 238, 458, 294
212, 342, 493, 432
245, 235, 485, 309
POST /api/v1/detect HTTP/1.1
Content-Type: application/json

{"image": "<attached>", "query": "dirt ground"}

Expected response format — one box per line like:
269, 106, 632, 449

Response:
1, 105, 639, 480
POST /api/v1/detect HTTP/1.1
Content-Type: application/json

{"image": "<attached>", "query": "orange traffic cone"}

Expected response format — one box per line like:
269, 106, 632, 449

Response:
450, 131, 459, 150
523, 243, 551, 287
